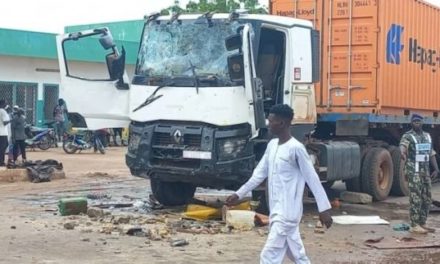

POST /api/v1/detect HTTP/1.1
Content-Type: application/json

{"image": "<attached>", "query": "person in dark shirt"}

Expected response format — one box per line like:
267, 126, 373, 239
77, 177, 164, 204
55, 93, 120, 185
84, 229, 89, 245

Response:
11, 108, 27, 164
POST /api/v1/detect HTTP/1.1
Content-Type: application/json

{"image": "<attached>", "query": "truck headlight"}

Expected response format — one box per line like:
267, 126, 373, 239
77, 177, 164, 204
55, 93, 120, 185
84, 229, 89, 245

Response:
218, 138, 248, 160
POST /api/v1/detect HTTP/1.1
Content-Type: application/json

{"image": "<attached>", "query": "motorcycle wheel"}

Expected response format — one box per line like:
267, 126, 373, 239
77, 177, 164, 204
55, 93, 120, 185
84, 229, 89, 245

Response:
63, 140, 78, 154
37, 136, 51, 150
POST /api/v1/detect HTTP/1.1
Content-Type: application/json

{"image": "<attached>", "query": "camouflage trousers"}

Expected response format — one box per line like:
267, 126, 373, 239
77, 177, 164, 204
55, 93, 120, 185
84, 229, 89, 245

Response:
408, 171, 432, 227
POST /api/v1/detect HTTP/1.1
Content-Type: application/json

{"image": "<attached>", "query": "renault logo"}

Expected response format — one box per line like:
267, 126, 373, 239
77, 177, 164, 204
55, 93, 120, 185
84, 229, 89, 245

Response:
173, 130, 183, 144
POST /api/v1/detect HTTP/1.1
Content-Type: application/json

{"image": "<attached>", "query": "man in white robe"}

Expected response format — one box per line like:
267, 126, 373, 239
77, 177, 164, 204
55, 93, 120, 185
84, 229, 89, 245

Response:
226, 104, 333, 264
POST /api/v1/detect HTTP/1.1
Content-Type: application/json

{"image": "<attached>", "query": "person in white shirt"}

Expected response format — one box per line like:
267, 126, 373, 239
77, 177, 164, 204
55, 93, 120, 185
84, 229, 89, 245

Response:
0, 100, 11, 167
226, 104, 332, 264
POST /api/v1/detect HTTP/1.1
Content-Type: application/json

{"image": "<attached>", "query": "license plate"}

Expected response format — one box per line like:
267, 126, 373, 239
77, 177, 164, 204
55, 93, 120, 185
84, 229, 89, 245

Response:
183, 150, 212, 160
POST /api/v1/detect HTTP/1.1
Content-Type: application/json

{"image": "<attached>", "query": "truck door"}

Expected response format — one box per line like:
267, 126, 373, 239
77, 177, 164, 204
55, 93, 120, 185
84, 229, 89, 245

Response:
56, 28, 130, 130
242, 24, 266, 136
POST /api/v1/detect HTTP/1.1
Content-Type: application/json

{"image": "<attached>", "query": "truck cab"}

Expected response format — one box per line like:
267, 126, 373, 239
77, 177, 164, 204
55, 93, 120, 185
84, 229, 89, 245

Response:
57, 13, 320, 205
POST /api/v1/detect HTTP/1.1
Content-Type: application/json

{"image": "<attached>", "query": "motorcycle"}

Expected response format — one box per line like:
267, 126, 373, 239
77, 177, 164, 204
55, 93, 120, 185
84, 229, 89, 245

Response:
24, 125, 56, 150
62, 130, 105, 154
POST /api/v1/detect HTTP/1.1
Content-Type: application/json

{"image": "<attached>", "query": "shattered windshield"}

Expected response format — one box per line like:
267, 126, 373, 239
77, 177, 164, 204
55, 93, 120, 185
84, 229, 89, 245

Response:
135, 20, 241, 86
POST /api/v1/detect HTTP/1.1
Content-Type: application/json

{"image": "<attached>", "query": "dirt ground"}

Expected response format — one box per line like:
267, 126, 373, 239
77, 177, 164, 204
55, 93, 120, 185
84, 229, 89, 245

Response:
1, 147, 440, 264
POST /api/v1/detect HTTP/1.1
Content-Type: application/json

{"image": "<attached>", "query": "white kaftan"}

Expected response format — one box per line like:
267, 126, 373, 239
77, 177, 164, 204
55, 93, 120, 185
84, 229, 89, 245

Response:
235, 137, 331, 264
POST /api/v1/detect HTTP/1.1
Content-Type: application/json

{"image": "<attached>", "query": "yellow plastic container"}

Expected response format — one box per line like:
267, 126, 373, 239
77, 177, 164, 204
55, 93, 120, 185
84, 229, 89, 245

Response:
183, 201, 251, 221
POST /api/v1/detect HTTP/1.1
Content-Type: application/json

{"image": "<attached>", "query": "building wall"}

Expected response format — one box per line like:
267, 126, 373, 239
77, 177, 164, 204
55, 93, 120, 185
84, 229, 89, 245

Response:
0, 54, 134, 127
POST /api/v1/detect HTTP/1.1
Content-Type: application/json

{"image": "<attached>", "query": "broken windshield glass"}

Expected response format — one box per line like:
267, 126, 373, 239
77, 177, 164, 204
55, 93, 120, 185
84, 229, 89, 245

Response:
135, 20, 241, 86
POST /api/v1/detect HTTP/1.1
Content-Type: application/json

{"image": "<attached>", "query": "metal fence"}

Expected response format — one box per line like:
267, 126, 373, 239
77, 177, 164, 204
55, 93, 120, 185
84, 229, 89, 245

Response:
44, 84, 59, 124
0, 81, 37, 124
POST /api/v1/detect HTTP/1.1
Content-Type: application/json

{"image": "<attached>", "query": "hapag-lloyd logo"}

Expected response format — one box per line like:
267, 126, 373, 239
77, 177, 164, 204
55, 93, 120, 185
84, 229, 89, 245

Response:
387, 23, 440, 72
386, 24, 404, 65
276, 8, 315, 17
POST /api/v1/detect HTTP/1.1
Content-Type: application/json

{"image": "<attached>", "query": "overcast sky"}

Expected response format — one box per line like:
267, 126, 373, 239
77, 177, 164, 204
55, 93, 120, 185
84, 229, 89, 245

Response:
0, 0, 439, 33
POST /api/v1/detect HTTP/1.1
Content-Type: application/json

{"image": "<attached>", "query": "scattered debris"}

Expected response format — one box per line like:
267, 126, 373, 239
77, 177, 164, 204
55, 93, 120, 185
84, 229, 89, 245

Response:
10, 226, 16, 229
81, 238, 91, 242
256, 228, 267, 237
225, 210, 255, 231
87, 207, 104, 218
314, 229, 325, 234
397, 237, 418, 242
170, 239, 189, 247
364, 237, 384, 244
112, 215, 131, 225
86, 172, 110, 178
87, 193, 111, 200
26, 159, 64, 183
340, 191, 373, 204
95, 203, 133, 209
365, 236, 440, 249
332, 215, 389, 225
58, 197, 88, 216
183, 201, 250, 221
393, 223, 410, 231
255, 213, 269, 226
126, 227, 146, 237
64, 222, 76, 230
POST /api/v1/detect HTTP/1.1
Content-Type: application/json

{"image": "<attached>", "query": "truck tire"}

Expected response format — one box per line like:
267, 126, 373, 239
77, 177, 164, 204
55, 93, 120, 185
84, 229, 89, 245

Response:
361, 147, 393, 201
150, 179, 196, 206
389, 147, 409, 196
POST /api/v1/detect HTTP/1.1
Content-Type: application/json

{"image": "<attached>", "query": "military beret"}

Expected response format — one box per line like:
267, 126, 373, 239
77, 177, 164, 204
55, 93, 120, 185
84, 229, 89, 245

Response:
411, 114, 423, 122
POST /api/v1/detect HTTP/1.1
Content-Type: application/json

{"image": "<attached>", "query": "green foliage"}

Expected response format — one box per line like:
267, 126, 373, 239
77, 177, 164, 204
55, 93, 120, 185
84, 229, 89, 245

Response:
160, 0, 267, 15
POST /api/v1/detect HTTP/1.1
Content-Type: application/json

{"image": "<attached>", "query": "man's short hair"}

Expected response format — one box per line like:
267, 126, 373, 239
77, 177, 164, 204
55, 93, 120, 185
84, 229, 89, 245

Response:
269, 104, 294, 121
0, 99, 5, 108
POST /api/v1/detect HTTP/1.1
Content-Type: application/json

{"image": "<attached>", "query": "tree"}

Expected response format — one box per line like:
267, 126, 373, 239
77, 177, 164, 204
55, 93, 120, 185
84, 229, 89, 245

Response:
161, 0, 267, 15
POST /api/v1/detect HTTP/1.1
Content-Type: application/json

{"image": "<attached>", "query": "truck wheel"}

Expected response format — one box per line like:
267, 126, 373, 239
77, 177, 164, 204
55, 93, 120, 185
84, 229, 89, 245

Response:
389, 147, 409, 196
150, 179, 196, 206
361, 147, 393, 201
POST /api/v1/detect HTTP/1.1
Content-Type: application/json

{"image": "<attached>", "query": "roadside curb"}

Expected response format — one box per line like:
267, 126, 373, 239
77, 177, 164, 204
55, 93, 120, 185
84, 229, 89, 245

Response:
0, 168, 66, 183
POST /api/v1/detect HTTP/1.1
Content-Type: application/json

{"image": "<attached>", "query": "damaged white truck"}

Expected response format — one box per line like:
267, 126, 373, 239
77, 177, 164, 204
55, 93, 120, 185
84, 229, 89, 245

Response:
58, 11, 408, 206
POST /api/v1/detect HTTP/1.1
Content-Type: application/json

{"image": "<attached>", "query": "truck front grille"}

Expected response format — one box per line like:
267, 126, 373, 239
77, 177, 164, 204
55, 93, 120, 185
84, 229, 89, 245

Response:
150, 158, 201, 169
153, 132, 201, 147
150, 131, 203, 170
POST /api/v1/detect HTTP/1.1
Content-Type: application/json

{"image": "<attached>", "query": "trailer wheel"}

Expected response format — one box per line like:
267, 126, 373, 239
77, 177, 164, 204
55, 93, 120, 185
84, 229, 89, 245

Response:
361, 147, 393, 201
150, 179, 196, 206
389, 147, 409, 196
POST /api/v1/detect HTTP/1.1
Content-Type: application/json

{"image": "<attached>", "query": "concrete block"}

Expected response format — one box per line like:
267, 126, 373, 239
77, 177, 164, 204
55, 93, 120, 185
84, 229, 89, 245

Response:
0, 168, 28, 183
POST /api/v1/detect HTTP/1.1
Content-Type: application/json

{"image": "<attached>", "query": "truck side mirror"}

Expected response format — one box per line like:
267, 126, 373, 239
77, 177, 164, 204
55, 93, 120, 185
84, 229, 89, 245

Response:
106, 53, 119, 80
99, 32, 115, 50
106, 46, 129, 90
227, 53, 244, 82
225, 34, 242, 51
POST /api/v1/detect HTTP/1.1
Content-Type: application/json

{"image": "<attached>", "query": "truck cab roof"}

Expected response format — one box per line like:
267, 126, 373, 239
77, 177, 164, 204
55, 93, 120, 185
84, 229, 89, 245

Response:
152, 13, 313, 28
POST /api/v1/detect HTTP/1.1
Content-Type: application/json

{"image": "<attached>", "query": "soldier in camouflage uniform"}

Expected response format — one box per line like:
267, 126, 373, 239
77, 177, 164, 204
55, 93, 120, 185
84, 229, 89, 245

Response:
400, 114, 439, 234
